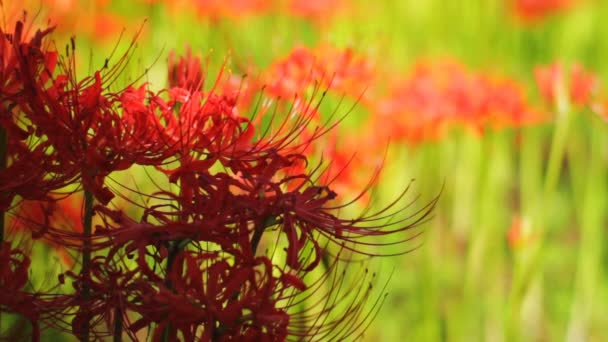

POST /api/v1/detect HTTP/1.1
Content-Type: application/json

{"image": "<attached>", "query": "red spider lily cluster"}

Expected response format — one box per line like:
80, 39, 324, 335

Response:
0, 14, 436, 341
371, 60, 545, 143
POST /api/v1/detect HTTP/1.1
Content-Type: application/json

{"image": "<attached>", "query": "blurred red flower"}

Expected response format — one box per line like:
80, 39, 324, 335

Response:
534, 62, 598, 108
194, 0, 270, 20
263, 44, 375, 101
374, 59, 544, 143
9, 195, 83, 266
287, 0, 347, 24
510, 0, 575, 21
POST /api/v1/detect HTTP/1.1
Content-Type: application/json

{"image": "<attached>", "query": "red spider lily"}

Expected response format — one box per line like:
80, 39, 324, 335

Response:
77, 245, 386, 341
118, 83, 256, 176
90, 76, 432, 340
14, 67, 126, 204
0, 18, 438, 341
0, 15, 56, 102
117, 51, 260, 169
127, 252, 293, 341
534, 62, 599, 108
104, 143, 434, 273
168, 48, 205, 91
374, 59, 544, 143
0, 17, 63, 209
263, 45, 374, 102
10, 30, 146, 205
111, 51, 433, 267
224, 45, 380, 199
122, 52, 332, 176
510, 0, 576, 22
52, 256, 140, 340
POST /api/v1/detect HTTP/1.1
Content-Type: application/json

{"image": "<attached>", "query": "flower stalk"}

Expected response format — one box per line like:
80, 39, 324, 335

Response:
79, 189, 95, 342
0, 126, 6, 244
113, 307, 123, 342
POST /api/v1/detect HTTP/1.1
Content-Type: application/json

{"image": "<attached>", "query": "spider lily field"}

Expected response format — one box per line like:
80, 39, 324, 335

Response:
1, 0, 608, 341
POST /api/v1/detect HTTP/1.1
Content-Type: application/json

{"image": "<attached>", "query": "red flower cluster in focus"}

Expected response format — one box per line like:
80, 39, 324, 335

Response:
0, 13, 435, 342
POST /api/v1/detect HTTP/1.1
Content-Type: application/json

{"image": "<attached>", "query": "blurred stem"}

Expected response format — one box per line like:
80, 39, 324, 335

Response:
507, 126, 542, 341
0, 126, 6, 244
565, 121, 606, 341
538, 81, 572, 232
509, 93, 572, 340
417, 142, 441, 342
465, 132, 510, 341
531, 95, 571, 264
541, 112, 570, 214
451, 131, 481, 239
0, 125, 5, 334
80, 189, 94, 342
461, 133, 484, 341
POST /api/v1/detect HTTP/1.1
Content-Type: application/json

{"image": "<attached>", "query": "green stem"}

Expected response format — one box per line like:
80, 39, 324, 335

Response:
528, 100, 571, 269
506, 126, 542, 341
79, 190, 94, 342
565, 121, 605, 341
251, 216, 278, 256
160, 240, 180, 342
509, 91, 572, 340
539, 81, 572, 236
